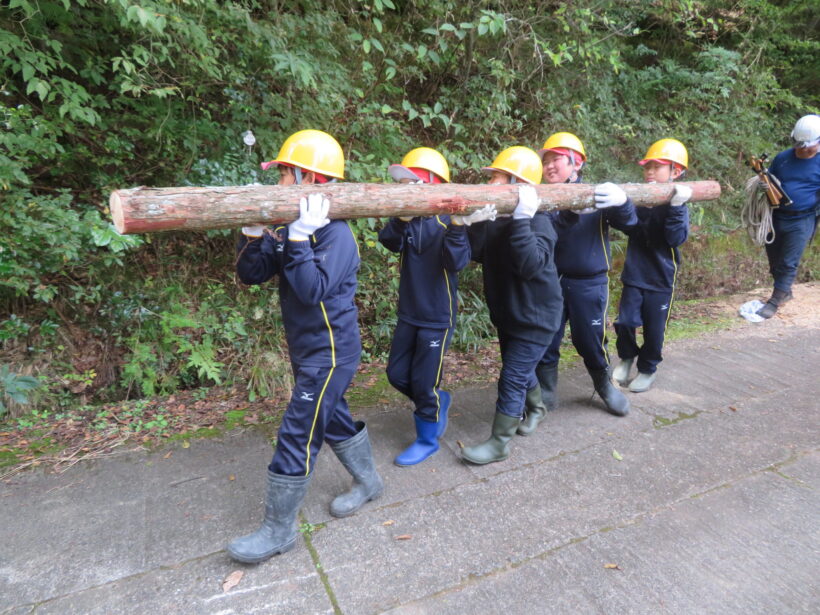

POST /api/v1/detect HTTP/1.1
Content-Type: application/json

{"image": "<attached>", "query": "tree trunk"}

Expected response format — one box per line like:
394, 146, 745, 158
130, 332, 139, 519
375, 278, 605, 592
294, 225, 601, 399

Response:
109, 181, 721, 234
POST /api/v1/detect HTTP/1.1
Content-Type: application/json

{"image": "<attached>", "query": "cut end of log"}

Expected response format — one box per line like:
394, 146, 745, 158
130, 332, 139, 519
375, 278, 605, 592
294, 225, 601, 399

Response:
110, 191, 125, 234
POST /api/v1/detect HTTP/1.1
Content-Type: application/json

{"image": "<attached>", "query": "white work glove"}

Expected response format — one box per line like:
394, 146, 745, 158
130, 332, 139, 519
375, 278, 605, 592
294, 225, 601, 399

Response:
670, 184, 692, 207
452, 204, 497, 226
594, 182, 627, 208
288, 193, 330, 241
512, 185, 540, 219
241, 226, 266, 237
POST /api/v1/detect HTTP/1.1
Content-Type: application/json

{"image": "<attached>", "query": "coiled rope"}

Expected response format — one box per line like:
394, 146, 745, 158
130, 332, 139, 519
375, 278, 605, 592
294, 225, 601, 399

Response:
740, 176, 774, 246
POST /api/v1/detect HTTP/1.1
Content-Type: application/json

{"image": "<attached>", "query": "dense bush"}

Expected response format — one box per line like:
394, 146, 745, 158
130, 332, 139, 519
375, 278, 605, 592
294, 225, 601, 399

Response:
1, 0, 817, 414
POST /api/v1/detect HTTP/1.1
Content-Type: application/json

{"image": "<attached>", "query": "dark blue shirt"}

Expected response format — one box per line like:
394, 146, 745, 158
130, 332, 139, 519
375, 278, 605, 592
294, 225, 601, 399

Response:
552, 202, 637, 281
235, 220, 362, 367
378, 215, 470, 328
468, 214, 562, 341
621, 199, 689, 292
770, 148, 820, 218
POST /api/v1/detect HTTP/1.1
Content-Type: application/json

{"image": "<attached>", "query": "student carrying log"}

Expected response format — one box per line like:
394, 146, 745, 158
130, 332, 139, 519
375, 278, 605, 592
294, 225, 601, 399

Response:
460, 146, 562, 465
531, 132, 636, 423
227, 130, 383, 564
378, 147, 476, 466
612, 139, 692, 393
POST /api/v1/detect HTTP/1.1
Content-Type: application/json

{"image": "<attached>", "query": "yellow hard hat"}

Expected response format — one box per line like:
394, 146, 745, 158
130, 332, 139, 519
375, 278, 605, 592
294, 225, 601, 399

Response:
389, 147, 450, 183
483, 146, 543, 185
263, 129, 345, 179
639, 138, 688, 169
538, 132, 587, 162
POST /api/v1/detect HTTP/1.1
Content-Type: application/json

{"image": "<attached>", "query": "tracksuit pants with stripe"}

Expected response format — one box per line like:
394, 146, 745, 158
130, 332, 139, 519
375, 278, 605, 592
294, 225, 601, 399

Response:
614, 284, 674, 375
386, 320, 453, 423
269, 360, 359, 477
541, 277, 610, 371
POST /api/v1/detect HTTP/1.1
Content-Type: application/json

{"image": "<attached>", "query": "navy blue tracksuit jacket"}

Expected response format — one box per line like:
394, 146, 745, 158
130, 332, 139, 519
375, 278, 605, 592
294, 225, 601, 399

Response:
378, 216, 470, 328
542, 202, 637, 371
615, 199, 689, 374
378, 216, 470, 421
236, 221, 361, 475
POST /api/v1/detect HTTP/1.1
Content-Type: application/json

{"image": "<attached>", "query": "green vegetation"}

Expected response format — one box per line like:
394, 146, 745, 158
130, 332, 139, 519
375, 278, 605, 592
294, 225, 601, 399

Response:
1, 0, 817, 423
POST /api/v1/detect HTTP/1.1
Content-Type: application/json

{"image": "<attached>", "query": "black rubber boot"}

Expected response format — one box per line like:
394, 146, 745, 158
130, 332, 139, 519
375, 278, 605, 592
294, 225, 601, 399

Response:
227, 470, 311, 564
329, 421, 384, 517
462, 412, 521, 465
535, 364, 558, 411
757, 288, 793, 319
588, 367, 630, 417
517, 385, 548, 436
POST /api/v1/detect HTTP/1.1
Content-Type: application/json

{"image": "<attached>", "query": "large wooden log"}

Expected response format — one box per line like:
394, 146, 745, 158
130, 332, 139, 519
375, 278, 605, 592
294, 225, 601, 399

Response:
110, 181, 721, 234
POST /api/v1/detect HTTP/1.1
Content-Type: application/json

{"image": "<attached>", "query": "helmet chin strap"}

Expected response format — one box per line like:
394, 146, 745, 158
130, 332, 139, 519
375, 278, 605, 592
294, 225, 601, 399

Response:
294, 166, 336, 185
669, 162, 685, 182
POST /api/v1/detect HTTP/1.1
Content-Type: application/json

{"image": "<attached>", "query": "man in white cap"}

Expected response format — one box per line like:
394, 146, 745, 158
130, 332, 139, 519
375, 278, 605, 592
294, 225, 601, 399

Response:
757, 114, 820, 319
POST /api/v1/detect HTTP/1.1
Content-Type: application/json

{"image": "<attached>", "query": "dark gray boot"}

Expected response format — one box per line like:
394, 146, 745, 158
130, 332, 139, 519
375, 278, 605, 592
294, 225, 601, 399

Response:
535, 364, 558, 411
329, 421, 384, 518
227, 470, 310, 564
517, 385, 548, 436
588, 367, 630, 417
757, 288, 793, 319
462, 412, 521, 465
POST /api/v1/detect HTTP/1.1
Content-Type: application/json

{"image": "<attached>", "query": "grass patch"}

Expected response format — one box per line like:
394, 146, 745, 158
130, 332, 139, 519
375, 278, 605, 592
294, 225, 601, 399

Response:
347, 365, 404, 409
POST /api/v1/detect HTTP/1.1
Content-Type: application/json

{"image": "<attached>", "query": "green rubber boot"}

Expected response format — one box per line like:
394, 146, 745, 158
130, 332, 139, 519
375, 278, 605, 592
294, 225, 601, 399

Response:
329, 421, 383, 518
535, 364, 558, 411
227, 470, 310, 564
517, 385, 548, 436
462, 412, 521, 465
589, 367, 630, 416
628, 371, 657, 393
612, 358, 634, 387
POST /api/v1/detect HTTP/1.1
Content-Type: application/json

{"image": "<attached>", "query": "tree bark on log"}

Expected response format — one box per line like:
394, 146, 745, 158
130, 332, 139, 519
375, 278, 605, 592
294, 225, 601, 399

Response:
110, 181, 721, 235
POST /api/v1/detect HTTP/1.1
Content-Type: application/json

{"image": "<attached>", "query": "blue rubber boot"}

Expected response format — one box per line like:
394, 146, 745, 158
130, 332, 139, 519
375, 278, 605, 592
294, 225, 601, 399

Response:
435, 390, 451, 438
395, 414, 440, 466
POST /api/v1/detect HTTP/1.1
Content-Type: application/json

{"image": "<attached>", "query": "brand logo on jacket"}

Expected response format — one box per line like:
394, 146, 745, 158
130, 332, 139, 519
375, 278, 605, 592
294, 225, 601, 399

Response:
429, 339, 441, 348
300, 392, 315, 401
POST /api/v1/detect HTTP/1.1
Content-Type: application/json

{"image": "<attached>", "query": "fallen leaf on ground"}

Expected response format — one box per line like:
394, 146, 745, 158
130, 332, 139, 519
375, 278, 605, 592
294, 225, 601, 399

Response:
456, 440, 464, 448
729, 406, 737, 412
182, 440, 190, 449
382, 520, 395, 526
604, 563, 622, 570
222, 570, 244, 592
228, 474, 235, 481
395, 534, 412, 541
163, 451, 172, 459
612, 450, 623, 461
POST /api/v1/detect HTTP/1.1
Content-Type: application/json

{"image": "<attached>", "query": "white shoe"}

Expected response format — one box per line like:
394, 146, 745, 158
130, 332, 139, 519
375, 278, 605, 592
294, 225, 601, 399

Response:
628, 371, 656, 393
612, 358, 634, 386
